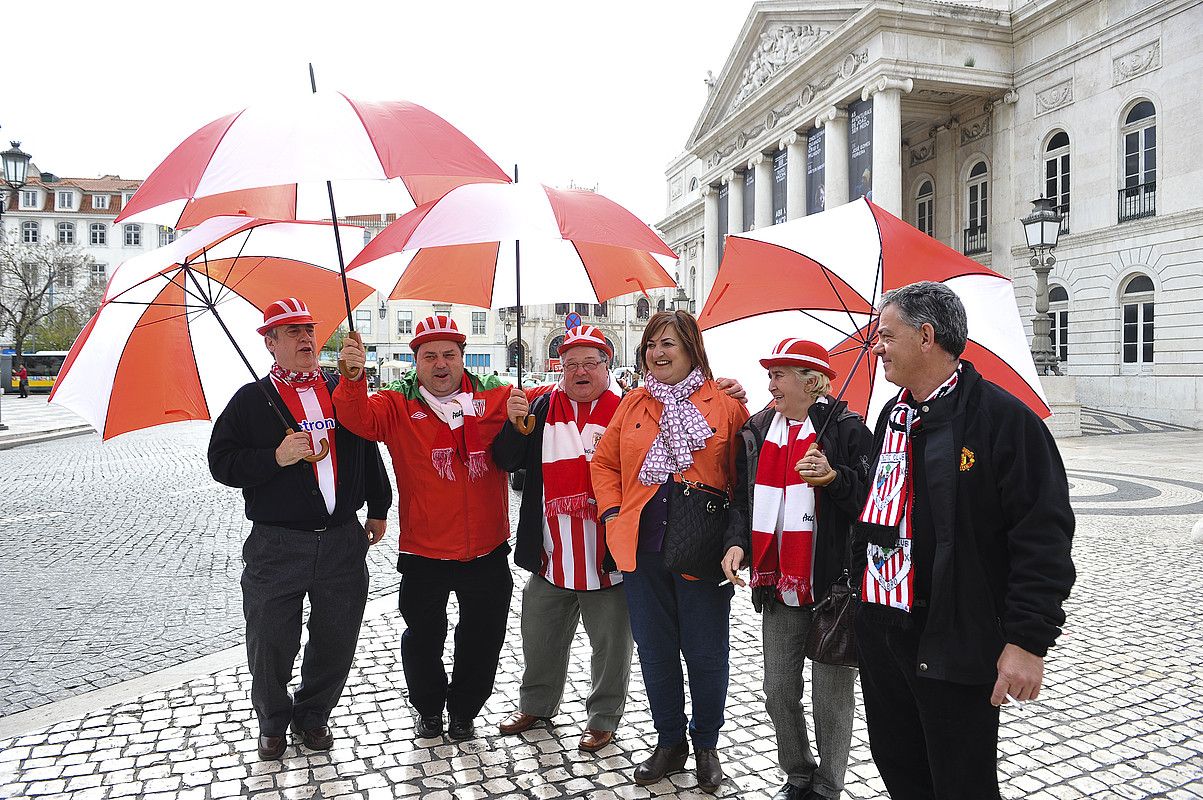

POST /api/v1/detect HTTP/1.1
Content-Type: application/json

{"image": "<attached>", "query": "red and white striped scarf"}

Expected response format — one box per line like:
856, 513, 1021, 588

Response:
859, 368, 960, 613
750, 410, 819, 606
269, 373, 339, 514
269, 363, 325, 386
418, 373, 487, 481
541, 380, 622, 519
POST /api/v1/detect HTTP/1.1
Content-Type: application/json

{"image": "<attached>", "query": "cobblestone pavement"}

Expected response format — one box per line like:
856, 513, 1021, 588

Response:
1, 430, 1202, 798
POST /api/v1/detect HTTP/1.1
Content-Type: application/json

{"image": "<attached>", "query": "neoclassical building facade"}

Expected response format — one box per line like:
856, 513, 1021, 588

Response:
659, 0, 1202, 426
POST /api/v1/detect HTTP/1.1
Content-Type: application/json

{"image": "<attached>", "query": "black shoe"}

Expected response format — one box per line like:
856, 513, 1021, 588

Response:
448, 716, 475, 741
257, 735, 286, 760
633, 741, 689, 785
289, 720, 334, 751
695, 748, 723, 794
415, 713, 443, 739
772, 782, 806, 800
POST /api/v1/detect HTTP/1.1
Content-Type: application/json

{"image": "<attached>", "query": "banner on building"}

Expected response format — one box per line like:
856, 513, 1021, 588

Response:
743, 169, 755, 231
717, 182, 729, 258
806, 128, 825, 215
772, 149, 787, 224
849, 99, 874, 201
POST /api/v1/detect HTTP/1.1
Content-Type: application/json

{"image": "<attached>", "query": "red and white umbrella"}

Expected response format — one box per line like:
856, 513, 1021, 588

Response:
345, 180, 678, 307
699, 197, 1048, 421
50, 217, 372, 440
114, 91, 511, 230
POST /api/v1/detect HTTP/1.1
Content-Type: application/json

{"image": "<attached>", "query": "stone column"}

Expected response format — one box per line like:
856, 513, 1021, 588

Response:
817, 106, 849, 207
726, 170, 744, 236
702, 184, 720, 300
862, 76, 913, 216
990, 89, 1020, 277
752, 154, 773, 229
784, 132, 807, 220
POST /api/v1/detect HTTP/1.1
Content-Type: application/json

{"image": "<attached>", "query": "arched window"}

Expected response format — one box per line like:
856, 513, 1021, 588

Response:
1121, 274, 1154, 364
636, 297, 650, 320
548, 334, 565, 360
507, 340, 528, 370
1048, 285, 1069, 363
1120, 101, 1157, 221
57, 222, 76, 245
22, 220, 39, 243
593, 301, 608, 318
915, 179, 934, 237
1045, 132, 1070, 233
964, 161, 988, 255
657, 298, 666, 313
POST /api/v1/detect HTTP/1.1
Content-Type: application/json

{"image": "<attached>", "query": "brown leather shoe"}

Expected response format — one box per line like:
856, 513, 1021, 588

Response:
695, 748, 723, 794
498, 710, 549, 736
633, 740, 689, 785
290, 721, 334, 751
257, 735, 286, 760
578, 728, 614, 752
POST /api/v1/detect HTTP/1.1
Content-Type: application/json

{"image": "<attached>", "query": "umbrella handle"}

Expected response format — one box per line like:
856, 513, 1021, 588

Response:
287, 428, 331, 463
339, 330, 364, 382
514, 414, 536, 435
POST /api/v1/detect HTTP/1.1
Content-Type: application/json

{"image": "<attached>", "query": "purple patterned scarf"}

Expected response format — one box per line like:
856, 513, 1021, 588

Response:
639, 367, 713, 485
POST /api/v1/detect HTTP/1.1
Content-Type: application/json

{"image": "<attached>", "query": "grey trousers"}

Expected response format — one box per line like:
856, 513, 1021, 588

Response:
762, 601, 858, 799
518, 574, 633, 731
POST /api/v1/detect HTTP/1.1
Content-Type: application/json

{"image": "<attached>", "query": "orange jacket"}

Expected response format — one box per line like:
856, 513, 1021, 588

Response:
333, 374, 511, 561
591, 380, 749, 572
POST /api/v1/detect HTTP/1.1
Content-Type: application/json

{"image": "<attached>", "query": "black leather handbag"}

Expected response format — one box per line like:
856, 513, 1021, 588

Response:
663, 478, 730, 582
805, 569, 859, 667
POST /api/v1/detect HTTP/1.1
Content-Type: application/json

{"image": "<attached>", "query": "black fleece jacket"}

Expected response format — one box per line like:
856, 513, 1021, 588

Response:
723, 397, 874, 608
853, 361, 1076, 684
209, 374, 391, 529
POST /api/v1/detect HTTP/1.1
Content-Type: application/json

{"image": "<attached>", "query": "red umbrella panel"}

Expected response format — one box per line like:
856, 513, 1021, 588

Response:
49, 218, 373, 440
115, 92, 511, 229
345, 181, 678, 308
699, 197, 1049, 422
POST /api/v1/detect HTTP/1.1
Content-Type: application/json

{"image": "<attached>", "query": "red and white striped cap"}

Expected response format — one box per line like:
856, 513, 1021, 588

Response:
257, 298, 319, 335
410, 314, 466, 351
759, 338, 836, 378
560, 325, 613, 360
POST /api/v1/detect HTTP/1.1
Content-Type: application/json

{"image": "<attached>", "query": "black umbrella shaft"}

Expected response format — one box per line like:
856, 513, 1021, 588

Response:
814, 313, 878, 443
308, 63, 356, 332
512, 164, 524, 385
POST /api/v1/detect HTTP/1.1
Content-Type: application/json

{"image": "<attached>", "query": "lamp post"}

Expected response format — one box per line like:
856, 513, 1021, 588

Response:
0, 132, 33, 432
672, 284, 694, 314
1020, 196, 1063, 376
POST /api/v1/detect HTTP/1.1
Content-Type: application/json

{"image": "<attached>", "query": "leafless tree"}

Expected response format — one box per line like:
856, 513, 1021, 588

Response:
0, 240, 98, 355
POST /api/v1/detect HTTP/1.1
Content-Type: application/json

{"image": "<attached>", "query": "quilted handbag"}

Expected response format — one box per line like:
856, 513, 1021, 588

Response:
805, 573, 859, 667
663, 478, 729, 582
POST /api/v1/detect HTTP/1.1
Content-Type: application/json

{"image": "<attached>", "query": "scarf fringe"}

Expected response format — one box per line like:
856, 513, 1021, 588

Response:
467, 451, 488, 481
432, 448, 456, 481
544, 493, 595, 520
776, 575, 809, 595
750, 571, 778, 589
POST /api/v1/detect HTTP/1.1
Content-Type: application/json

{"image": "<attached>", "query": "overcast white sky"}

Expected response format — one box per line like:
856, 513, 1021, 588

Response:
7, 0, 755, 225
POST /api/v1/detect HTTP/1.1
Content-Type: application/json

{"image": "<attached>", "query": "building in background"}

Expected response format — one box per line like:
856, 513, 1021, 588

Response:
660, 0, 1202, 426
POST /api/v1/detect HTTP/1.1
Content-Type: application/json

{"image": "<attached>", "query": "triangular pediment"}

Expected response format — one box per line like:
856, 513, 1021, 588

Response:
688, 4, 856, 149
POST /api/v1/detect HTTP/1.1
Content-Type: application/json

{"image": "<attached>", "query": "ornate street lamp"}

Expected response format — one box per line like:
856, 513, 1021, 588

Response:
1020, 196, 1063, 376
0, 131, 32, 431
672, 285, 694, 313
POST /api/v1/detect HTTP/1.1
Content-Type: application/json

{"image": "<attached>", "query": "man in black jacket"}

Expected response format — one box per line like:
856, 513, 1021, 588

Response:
854, 281, 1075, 799
209, 298, 391, 761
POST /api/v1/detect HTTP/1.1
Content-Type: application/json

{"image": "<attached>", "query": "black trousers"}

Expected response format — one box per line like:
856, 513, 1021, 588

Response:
241, 519, 369, 736
398, 547, 513, 720
856, 614, 1001, 800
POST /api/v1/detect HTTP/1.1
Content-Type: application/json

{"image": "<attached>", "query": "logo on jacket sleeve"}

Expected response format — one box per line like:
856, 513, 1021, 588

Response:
959, 447, 976, 472
411, 411, 428, 420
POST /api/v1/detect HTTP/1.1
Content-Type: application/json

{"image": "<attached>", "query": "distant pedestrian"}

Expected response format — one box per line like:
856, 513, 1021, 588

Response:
208, 298, 392, 762
17, 363, 29, 398
854, 281, 1075, 799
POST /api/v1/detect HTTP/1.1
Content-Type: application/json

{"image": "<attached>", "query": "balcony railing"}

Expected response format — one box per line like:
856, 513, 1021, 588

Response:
1118, 181, 1156, 223
963, 226, 988, 256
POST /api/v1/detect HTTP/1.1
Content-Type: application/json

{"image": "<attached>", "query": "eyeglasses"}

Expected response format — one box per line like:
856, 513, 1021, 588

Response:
562, 360, 605, 373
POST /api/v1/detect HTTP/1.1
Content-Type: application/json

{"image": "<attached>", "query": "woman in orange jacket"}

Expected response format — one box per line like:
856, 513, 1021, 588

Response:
591, 310, 749, 794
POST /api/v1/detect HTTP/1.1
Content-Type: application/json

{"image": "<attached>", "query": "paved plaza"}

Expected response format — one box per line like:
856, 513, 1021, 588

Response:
0, 397, 1201, 799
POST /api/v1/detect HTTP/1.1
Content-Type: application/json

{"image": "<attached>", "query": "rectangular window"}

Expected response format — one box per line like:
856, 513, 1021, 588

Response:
91, 263, 107, 286
90, 223, 107, 246
464, 353, 492, 369
396, 352, 415, 364
471, 311, 486, 335
123, 224, 141, 247
92, 194, 110, 210
56, 191, 75, 210
554, 303, 570, 315
159, 227, 176, 246
574, 303, 589, 316
917, 197, 933, 237
397, 310, 412, 335
54, 266, 75, 289
355, 309, 372, 334
20, 190, 38, 209
58, 222, 76, 245
1121, 302, 1153, 364
772, 149, 787, 224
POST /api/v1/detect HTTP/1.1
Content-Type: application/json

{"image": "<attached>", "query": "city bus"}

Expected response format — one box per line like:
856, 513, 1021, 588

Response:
1, 352, 69, 394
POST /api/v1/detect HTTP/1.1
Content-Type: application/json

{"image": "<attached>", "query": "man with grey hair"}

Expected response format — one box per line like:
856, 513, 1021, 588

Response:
854, 281, 1075, 799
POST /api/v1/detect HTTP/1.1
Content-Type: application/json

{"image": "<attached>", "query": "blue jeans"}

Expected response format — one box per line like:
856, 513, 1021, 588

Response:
622, 550, 734, 750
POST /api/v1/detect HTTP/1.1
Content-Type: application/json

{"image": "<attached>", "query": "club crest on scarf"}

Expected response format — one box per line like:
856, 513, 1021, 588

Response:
866, 540, 912, 593
871, 452, 907, 511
